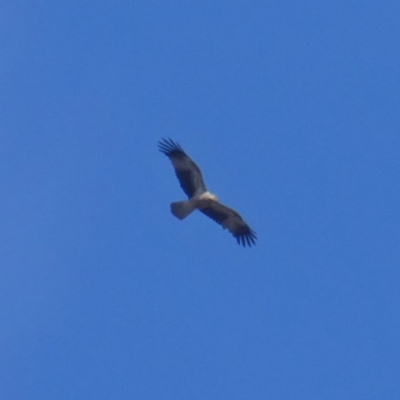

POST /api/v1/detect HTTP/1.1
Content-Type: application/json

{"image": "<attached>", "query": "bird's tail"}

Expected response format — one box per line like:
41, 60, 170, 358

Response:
170, 200, 196, 220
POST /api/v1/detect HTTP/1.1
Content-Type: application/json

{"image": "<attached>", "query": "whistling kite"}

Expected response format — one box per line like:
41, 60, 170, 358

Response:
158, 138, 257, 247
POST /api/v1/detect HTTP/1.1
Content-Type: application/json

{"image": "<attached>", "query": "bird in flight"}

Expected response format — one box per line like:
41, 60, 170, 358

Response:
158, 138, 257, 247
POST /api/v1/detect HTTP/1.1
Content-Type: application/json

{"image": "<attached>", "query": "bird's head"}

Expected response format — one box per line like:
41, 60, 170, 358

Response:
200, 191, 219, 202
210, 194, 218, 201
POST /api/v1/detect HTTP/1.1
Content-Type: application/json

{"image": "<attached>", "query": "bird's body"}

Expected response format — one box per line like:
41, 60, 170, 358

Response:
158, 138, 257, 247
170, 191, 218, 219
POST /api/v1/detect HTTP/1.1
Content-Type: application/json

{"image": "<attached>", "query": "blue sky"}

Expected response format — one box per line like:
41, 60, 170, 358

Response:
1, 1, 400, 399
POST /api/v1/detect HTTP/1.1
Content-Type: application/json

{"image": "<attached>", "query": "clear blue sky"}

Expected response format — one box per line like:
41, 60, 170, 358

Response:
1, 1, 399, 399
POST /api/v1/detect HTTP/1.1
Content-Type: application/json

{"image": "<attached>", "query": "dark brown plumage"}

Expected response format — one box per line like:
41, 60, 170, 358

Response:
158, 138, 257, 247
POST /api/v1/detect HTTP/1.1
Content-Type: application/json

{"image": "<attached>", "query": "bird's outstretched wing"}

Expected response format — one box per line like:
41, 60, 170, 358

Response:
158, 138, 207, 198
200, 201, 257, 247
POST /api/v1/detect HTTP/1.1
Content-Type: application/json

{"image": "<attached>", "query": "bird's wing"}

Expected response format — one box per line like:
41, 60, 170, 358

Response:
200, 201, 257, 247
158, 138, 207, 198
